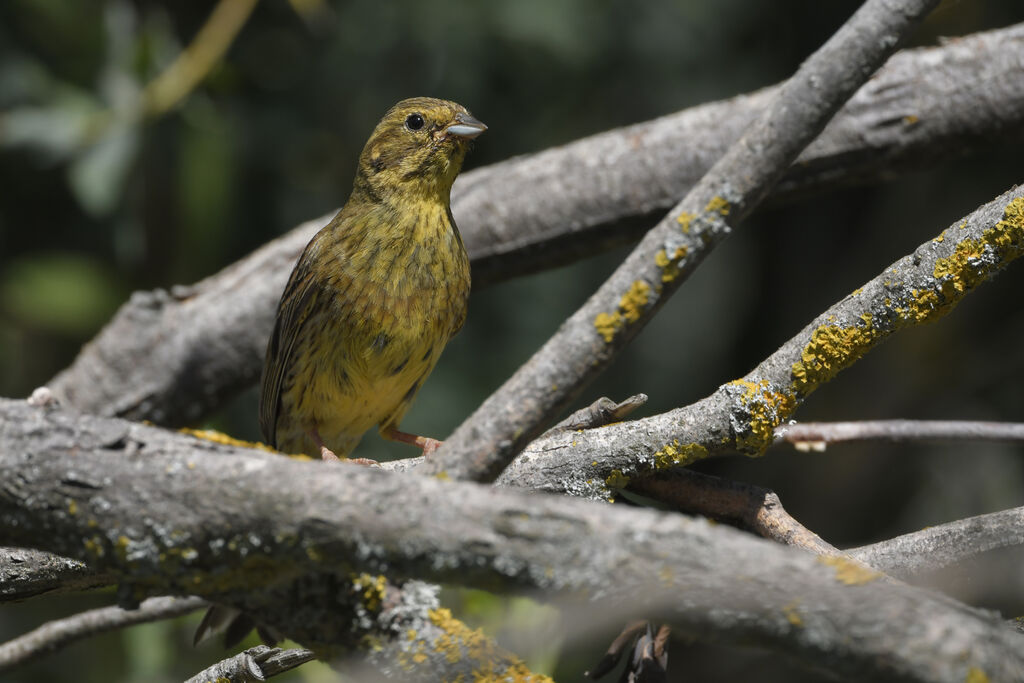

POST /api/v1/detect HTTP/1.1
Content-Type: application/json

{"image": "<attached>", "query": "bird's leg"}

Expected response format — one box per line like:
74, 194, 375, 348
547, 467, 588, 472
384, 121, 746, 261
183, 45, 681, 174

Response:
308, 428, 379, 466
382, 427, 443, 456
308, 429, 340, 461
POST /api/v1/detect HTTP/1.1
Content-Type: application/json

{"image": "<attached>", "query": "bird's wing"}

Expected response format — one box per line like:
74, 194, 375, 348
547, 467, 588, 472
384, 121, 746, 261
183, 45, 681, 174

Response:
258, 238, 323, 446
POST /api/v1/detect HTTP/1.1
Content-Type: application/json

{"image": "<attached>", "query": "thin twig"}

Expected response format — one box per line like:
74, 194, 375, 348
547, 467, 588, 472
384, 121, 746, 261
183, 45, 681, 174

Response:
777, 420, 1024, 451
423, 0, 941, 483
184, 645, 316, 683
0, 596, 206, 673
141, 0, 258, 117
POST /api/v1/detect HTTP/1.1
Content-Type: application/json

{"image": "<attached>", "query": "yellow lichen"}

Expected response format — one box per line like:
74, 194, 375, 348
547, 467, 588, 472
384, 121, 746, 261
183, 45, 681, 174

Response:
677, 211, 696, 233
425, 608, 553, 682
620, 280, 651, 323
593, 280, 652, 343
729, 379, 799, 455
83, 536, 104, 558
816, 555, 882, 586
351, 572, 387, 612
705, 195, 730, 216
67, 499, 78, 515
965, 667, 990, 683
178, 427, 278, 453
791, 323, 878, 397
782, 601, 803, 627
903, 114, 919, 125
605, 469, 630, 489
652, 439, 708, 469
933, 197, 1024, 299
655, 246, 689, 283
594, 311, 622, 343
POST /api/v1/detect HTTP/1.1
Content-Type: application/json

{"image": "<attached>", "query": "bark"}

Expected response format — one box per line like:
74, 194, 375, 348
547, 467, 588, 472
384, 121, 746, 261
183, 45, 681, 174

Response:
422, 0, 942, 482
496, 186, 1024, 499
46, 22, 1024, 427
1, 398, 1022, 682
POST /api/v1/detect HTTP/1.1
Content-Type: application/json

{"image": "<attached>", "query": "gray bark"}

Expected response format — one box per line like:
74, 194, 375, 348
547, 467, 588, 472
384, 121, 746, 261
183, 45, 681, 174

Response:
1, 398, 1022, 682
47, 22, 1024, 428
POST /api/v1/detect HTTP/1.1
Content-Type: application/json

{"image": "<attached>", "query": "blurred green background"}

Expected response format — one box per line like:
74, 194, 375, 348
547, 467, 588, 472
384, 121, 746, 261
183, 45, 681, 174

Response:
2, 0, 1024, 681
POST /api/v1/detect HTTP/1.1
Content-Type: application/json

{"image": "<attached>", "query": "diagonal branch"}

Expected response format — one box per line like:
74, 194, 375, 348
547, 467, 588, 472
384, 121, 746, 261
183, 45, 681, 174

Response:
0, 399, 1022, 682
422, 0, 942, 482
46, 21, 1024, 427
497, 188, 1024, 499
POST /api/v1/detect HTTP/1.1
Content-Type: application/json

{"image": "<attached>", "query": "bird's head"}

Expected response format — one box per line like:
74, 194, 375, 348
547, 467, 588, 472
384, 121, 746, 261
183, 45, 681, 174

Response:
354, 97, 486, 204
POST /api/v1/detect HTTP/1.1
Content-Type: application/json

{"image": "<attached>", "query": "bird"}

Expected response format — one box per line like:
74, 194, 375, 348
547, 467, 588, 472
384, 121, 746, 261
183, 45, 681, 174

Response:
260, 96, 485, 461
194, 98, 484, 649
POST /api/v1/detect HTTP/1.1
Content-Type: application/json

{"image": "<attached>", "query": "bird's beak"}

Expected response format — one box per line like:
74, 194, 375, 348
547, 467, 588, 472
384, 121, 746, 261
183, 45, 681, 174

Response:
445, 112, 487, 139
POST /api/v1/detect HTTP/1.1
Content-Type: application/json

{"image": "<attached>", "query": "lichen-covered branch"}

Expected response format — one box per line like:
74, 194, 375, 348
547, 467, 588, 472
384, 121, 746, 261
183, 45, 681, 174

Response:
424, 0, 942, 483
498, 188, 1024, 499
1, 399, 1022, 682
47, 21, 1024, 427
0, 596, 206, 674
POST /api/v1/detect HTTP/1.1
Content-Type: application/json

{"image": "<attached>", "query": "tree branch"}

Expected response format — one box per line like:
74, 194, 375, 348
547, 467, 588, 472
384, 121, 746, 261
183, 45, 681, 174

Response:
496, 187, 1024, 499
183, 645, 315, 683
46, 21, 1024, 427
626, 470, 842, 557
0, 596, 206, 674
0, 546, 112, 603
1, 399, 1022, 682
849, 506, 1024, 580
777, 420, 1024, 450
423, 0, 942, 482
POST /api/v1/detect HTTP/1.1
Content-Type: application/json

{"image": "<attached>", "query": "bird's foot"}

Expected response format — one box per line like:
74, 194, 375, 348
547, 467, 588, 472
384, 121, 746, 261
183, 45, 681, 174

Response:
320, 445, 340, 461
382, 428, 443, 456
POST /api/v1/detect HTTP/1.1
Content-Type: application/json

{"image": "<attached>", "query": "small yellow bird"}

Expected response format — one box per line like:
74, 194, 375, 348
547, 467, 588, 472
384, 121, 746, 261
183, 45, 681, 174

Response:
260, 97, 485, 460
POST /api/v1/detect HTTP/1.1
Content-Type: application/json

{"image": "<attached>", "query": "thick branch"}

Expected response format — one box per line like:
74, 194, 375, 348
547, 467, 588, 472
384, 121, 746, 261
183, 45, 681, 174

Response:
47, 22, 1024, 427
424, 0, 941, 482
0, 400, 1021, 682
497, 187, 1024, 499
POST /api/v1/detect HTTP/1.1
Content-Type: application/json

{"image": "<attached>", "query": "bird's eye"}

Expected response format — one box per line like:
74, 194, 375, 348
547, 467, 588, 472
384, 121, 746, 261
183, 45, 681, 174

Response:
405, 113, 425, 131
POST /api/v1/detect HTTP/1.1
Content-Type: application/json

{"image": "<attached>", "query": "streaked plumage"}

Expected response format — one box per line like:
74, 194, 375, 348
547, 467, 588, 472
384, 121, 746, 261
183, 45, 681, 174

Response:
260, 97, 483, 459
194, 98, 483, 648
